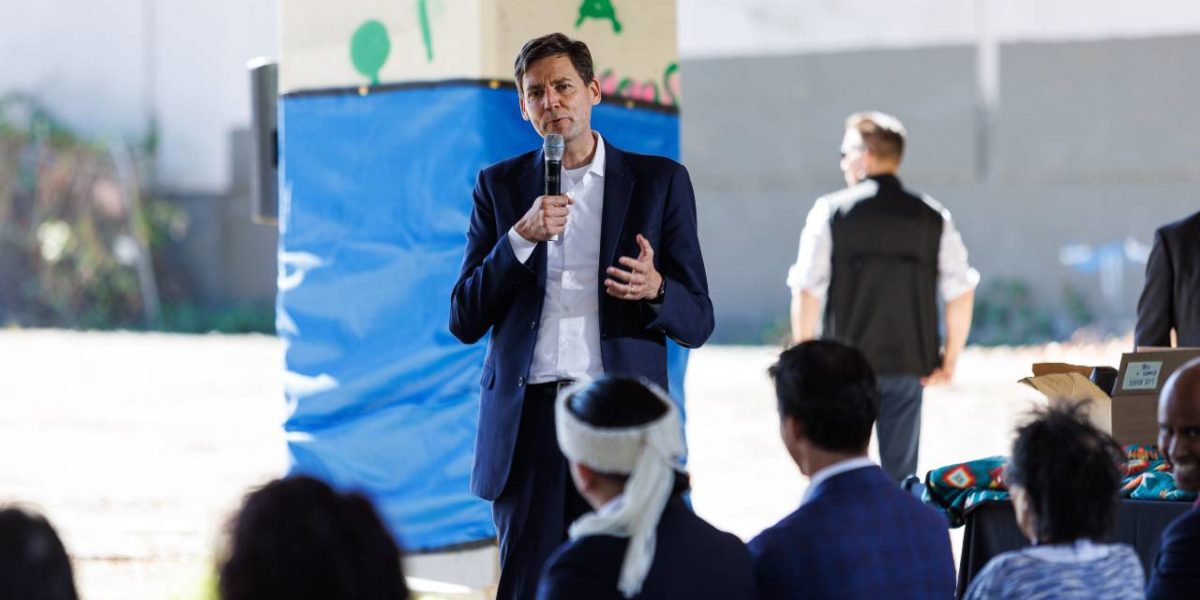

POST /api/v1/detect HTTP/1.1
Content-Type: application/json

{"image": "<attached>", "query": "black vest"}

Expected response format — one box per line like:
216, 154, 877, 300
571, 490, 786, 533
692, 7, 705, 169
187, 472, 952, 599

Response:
825, 174, 943, 376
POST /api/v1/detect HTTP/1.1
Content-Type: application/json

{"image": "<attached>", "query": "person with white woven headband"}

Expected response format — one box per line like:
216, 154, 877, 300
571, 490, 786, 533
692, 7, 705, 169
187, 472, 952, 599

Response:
536, 376, 755, 599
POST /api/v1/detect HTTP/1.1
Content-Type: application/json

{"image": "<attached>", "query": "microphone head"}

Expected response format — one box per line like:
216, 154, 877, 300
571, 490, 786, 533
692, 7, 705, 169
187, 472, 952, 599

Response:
544, 134, 565, 161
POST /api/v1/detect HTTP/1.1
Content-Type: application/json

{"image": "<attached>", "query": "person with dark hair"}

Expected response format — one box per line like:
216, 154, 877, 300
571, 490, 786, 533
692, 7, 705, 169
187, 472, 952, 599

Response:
537, 376, 755, 599
1147, 358, 1200, 599
748, 340, 955, 599
963, 404, 1143, 599
450, 32, 713, 599
787, 110, 978, 482
217, 475, 408, 600
0, 507, 78, 600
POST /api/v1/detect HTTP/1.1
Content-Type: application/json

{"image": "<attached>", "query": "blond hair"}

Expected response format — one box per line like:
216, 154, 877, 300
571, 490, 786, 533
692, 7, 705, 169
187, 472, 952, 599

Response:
845, 111, 906, 163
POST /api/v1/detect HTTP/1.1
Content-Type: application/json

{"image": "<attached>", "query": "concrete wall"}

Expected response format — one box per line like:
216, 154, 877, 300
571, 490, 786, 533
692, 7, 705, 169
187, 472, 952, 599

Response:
683, 34, 1200, 342
678, 0, 1200, 57
163, 130, 278, 308
0, 0, 277, 194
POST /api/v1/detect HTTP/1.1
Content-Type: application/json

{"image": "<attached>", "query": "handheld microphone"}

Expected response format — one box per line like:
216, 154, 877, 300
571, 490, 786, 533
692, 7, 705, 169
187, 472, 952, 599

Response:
544, 133, 564, 241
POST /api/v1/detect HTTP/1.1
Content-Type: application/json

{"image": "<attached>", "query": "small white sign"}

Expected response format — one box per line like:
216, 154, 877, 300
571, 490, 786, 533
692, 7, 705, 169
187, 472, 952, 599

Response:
1122, 361, 1164, 391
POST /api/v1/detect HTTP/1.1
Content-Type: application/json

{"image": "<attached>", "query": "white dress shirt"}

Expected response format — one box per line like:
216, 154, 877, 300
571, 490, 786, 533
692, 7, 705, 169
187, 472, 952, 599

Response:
786, 179, 980, 302
507, 132, 607, 384
801, 456, 876, 506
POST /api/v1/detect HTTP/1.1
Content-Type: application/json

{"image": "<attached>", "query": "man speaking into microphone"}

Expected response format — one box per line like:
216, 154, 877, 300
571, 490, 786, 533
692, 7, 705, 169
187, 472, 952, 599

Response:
449, 33, 713, 600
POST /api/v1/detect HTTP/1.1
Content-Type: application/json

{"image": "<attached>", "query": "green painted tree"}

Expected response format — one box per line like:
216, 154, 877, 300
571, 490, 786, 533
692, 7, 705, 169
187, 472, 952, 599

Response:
350, 20, 391, 85
576, 0, 622, 34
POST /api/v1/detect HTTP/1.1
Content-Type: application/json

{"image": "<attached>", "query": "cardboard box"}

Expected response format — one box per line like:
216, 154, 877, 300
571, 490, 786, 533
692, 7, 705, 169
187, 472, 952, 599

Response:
1110, 349, 1200, 446
1020, 349, 1200, 446
1020, 366, 1112, 435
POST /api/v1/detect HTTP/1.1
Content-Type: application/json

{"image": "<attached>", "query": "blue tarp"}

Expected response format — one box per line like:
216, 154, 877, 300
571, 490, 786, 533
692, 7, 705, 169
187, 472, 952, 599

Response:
277, 83, 687, 551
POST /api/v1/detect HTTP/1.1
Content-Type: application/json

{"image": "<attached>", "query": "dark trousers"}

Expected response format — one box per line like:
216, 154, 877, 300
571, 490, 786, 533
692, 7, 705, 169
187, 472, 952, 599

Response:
877, 375, 924, 482
492, 383, 590, 600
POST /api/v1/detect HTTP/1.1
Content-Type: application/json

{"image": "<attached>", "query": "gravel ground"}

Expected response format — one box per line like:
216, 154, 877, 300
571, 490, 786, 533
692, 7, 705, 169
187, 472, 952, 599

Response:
0, 330, 1136, 599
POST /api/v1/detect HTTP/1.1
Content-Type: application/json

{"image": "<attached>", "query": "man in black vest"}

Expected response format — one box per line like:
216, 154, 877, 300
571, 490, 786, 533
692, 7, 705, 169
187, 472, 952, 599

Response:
786, 111, 978, 482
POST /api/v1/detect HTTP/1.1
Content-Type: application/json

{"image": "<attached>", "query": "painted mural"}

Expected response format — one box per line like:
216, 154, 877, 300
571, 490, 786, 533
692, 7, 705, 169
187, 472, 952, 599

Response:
281, 0, 681, 107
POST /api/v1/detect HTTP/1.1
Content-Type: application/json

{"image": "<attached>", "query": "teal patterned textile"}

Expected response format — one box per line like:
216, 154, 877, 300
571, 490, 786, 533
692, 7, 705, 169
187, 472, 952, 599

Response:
923, 445, 1198, 527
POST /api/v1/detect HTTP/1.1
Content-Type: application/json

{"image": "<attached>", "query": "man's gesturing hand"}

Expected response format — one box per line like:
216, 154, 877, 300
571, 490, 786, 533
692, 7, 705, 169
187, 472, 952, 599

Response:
605, 234, 663, 301
515, 195, 573, 242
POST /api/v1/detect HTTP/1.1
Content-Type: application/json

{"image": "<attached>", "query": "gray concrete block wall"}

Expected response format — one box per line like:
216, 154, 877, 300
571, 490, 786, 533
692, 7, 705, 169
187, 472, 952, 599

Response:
995, 35, 1200, 184
683, 35, 1200, 343
162, 129, 277, 309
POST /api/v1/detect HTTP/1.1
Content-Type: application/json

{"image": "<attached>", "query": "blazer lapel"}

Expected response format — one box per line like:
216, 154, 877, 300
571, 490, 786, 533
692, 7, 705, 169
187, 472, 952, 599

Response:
517, 151, 547, 286
599, 141, 633, 277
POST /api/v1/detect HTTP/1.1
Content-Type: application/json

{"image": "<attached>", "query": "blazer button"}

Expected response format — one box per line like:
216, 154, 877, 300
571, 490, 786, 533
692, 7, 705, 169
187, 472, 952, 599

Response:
517, 376, 525, 387
530, 321, 536, 330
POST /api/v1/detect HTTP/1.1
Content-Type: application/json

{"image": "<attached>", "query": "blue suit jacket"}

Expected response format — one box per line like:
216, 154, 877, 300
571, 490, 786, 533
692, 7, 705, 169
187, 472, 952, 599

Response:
748, 465, 956, 600
1147, 505, 1200, 599
449, 140, 713, 500
536, 496, 756, 600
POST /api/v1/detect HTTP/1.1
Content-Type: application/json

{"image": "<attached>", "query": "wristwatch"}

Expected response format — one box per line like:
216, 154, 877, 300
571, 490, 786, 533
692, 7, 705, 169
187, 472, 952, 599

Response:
653, 278, 666, 302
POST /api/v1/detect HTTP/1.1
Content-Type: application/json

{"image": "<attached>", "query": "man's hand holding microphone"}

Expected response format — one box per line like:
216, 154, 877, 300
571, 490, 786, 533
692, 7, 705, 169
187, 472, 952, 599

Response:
515, 194, 573, 242
516, 132, 569, 243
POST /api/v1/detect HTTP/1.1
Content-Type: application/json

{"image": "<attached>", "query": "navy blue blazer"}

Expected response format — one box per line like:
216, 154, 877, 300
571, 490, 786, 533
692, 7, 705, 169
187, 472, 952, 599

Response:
536, 496, 756, 600
1147, 504, 1200, 600
449, 140, 714, 500
748, 465, 956, 600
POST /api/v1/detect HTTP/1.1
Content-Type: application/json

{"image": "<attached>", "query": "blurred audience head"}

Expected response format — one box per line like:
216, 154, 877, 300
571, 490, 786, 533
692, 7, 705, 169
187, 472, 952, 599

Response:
769, 340, 879, 475
218, 475, 408, 600
1159, 358, 1200, 490
1006, 403, 1124, 544
0, 506, 78, 600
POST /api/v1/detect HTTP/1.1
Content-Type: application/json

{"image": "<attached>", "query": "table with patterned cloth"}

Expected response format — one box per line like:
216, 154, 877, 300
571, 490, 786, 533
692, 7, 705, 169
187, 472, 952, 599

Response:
920, 445, 1196, 598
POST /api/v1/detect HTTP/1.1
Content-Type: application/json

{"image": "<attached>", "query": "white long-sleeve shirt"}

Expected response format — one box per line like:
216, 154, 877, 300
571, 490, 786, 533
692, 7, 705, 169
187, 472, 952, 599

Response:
786, 180, 980, 302
507, 133, 607, 384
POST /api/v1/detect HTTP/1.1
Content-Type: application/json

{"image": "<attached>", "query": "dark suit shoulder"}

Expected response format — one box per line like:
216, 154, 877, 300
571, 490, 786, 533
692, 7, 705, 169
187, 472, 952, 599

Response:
748, 504, 813, 555
542, 502, 754, 600
479, 149, 538, 181
549, 532, 625, 565
1162, 507, 1200, 543
1148, 507, 1200, 600
539, 534, 624, 600
614, 147, 685, 178
668, 505, 752, 562
1158, 210, 1200, 241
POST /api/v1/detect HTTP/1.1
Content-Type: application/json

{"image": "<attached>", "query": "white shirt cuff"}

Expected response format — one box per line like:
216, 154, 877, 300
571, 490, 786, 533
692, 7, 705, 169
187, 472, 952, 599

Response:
940, 267, 980, 302
507, 227, 536, 264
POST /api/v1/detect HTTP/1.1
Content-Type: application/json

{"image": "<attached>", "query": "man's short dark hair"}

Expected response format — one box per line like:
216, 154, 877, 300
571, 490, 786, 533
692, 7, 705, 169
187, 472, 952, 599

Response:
1006, 403, 1125, 544
0, 507, 78, 600
218, 476, 409, 600
513, 33, 595, 90
768, 340, 879, 453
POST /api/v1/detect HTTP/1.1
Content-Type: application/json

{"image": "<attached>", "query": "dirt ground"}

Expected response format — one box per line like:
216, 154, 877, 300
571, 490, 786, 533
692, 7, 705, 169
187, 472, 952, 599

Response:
0, 330, 1136, 599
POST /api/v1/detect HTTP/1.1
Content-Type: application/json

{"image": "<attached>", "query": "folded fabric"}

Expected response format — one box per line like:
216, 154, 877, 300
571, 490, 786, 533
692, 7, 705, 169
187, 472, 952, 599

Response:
923, 445, 1198, 527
